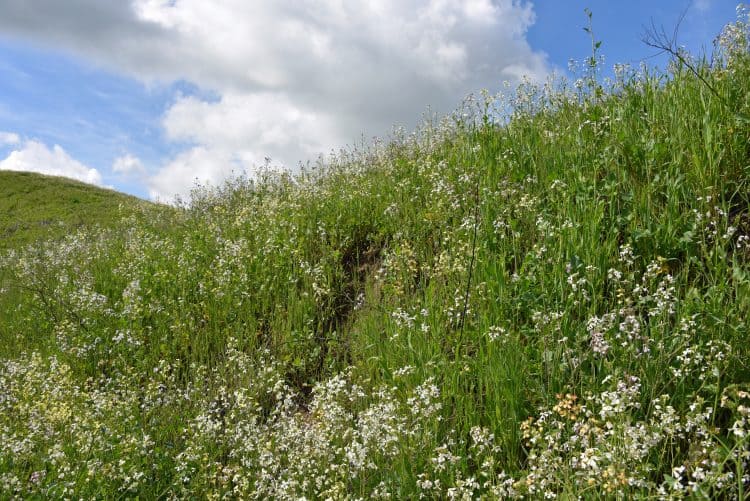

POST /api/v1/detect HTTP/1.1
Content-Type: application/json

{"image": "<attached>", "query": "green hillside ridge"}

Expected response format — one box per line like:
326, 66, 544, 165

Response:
0, 171, 166, 250
1, 14, 750, 499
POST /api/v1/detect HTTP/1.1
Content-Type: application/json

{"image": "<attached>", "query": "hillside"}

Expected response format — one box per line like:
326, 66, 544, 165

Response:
1, 16, 749, 499
0, 171, 163, 250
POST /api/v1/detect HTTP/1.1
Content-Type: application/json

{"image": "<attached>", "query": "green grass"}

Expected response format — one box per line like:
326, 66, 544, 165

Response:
0, 171, 163, 250
1, 15, 750, 499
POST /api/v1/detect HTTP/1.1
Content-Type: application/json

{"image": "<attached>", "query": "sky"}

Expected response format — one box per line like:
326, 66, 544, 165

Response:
0, 0, 739, 202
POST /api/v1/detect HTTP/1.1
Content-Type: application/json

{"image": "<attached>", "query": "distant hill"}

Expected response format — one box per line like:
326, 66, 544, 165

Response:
0, 171, 162, 250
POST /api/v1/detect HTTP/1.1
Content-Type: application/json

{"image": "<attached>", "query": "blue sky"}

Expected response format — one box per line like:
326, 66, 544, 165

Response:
529, 1, 735, 74
0, 1, 739, 201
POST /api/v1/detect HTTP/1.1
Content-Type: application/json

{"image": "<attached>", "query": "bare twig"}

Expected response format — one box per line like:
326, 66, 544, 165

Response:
641, 10, 725, 105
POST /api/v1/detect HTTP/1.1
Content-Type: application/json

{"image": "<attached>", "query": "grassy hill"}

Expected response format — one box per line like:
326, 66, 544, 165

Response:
1, 16, 749, 499
0, 171, 161, 250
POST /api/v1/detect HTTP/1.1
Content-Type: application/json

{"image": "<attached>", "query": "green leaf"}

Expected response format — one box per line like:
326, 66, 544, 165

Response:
732, 265, 748, 284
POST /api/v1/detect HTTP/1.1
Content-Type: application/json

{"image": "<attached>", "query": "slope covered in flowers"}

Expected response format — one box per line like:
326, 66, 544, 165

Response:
2, 11, 750, 499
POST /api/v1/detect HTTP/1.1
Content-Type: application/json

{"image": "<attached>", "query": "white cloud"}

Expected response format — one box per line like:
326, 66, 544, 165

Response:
0, 131, 20, 146
0, 0, 550, 200
147, 146, 240, 202
163, 92, 339, 162
112, 153, 145, 175
0, 140, 103, 186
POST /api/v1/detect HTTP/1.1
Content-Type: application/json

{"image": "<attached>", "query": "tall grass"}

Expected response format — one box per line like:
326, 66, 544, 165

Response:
1, 8, 750, 498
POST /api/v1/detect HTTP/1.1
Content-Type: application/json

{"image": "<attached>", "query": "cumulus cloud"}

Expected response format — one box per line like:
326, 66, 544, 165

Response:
0, 0, 550, 200
162, 92, 340, 166
147, 146, 240, 202
0, 139, 104, 186
112, 153, 146, 175
0, 131, 20, 146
